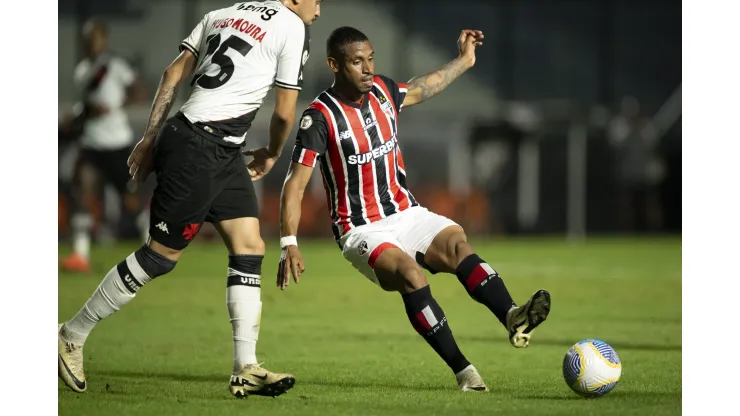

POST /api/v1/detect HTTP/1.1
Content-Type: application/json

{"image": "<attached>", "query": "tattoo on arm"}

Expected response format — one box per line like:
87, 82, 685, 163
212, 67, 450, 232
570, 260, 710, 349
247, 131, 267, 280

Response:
407, 58, 469, 103
143, 83, 178, 140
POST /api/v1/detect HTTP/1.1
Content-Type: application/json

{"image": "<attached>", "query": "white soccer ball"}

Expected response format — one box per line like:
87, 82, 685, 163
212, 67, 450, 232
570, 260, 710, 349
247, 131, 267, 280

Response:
562, 339, 622, 397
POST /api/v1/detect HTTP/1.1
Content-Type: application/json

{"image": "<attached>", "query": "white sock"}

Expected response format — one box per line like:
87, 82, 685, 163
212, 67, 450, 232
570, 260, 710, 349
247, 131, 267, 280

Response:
63, 252, 153, 345
226, 269, 262, 373
71, 213, 93, 259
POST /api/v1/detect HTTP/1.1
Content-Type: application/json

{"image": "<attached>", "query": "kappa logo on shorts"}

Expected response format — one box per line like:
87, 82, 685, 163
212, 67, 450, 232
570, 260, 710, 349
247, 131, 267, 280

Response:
182, 223, 201, 241
155, 222, 169, 234
358, 240, 369, 256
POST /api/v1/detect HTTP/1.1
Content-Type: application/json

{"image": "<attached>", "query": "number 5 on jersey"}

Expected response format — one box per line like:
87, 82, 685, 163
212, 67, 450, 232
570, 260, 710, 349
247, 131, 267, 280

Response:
195, 33, 253, 89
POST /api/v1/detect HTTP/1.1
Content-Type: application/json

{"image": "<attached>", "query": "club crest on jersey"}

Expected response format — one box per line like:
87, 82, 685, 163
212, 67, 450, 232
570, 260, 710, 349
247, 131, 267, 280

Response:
300, 115, 313, 130
358, 240, 369, 256
378, 95, 393, 114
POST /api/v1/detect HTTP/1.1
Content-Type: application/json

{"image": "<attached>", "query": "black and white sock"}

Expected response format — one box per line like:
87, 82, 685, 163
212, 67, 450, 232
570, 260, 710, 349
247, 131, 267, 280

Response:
456, 254, 516, 325
402, 285, 471, 374
226, 255, 263, 373
62, 245, 177, 344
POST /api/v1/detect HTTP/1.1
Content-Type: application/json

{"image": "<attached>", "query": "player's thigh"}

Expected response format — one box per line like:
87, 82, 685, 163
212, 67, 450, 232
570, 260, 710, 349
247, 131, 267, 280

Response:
395, 206, 462, 273
148, 117, 221, 251
341, 229, 427, 293
423, 224, 474, 274
213, 218, 264, 256
207, 157, 263, 255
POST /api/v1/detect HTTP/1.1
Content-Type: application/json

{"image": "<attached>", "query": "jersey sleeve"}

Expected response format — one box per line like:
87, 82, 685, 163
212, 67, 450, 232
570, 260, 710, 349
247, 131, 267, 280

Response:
179, 13, 209, 60
375, 75, 408, 113
291, 108, 328, 168
114, 58, 136, 87
275, 21, 310, 90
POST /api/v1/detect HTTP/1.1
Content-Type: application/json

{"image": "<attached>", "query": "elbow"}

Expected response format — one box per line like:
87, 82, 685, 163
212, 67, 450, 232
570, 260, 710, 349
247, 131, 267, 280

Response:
161, 65, 183, 87
272, 109, 294, 127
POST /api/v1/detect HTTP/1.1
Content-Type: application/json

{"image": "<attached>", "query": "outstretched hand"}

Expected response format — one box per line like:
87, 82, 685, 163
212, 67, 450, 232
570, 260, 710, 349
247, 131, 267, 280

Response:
457, 29, 484, 66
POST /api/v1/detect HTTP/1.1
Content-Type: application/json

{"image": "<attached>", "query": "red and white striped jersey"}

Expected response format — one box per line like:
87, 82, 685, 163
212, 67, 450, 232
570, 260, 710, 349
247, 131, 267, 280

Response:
291, 75, 417, 241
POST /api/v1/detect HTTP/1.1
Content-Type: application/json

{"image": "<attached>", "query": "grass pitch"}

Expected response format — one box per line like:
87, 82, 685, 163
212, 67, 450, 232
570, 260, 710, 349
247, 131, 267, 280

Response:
58, 237, 681, 415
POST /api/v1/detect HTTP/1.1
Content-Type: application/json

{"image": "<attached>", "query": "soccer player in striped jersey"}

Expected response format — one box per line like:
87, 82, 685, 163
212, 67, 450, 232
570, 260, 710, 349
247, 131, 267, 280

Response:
277, 26, 551, 391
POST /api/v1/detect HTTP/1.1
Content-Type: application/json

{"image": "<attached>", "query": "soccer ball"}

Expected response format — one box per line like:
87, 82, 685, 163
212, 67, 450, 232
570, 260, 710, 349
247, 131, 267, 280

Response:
562, 339, 622, 397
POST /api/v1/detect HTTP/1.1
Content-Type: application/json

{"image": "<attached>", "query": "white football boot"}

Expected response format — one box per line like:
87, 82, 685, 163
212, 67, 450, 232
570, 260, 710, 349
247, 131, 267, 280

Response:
229, 363, 296, 398
58, 324, 87, 392
506, 289, 551, 348
455, 364, 488, 391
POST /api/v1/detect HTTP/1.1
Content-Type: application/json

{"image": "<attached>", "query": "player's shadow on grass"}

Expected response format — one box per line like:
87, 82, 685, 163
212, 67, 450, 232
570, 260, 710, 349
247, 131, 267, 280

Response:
515, 390, 681, 401
517, 338, 682, 352
341, 333, 681, 352
97, 370, 450, 392
98, 370, 225, 383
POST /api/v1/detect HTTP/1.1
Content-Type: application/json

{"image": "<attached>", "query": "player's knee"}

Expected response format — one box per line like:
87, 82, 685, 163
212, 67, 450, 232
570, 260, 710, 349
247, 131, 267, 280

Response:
134, 244, 177, 279
232, 237, 265, 256
451, 236, 473, 265
148, 239, 183, 262
398, 262, 428, 293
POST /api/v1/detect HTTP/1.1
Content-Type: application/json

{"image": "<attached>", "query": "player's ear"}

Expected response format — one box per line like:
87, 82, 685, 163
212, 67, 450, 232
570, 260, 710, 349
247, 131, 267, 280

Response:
326, 57, 340, 73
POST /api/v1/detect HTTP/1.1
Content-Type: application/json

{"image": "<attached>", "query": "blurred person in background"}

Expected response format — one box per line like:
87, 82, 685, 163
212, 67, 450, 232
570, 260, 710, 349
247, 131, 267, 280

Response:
59, 18, 148, 273
608, 95, 664, 233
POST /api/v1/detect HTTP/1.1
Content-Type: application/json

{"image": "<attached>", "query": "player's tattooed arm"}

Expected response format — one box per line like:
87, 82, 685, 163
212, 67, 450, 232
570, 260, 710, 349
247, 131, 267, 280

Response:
404, 29, 483, 108
142, 84, 178, 141
141, 50, 198, 142
404, 58, 471, 107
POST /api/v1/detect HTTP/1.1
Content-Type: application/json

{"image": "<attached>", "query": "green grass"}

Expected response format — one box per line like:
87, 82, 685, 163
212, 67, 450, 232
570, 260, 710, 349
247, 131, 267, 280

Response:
58, 236, 681, 415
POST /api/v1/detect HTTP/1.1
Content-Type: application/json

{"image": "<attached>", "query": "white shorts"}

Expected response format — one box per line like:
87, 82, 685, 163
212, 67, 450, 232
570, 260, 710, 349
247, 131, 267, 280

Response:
339, 206, 460, 286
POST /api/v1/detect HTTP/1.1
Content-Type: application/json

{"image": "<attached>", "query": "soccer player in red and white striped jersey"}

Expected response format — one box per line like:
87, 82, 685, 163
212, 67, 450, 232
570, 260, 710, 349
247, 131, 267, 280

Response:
278, 27, 552, 391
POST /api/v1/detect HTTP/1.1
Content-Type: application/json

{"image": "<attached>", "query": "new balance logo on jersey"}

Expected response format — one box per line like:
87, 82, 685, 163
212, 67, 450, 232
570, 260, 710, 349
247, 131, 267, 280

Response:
156, 222, 169, 234
348, 137, 398, 165
339, 130, 352, 140
363, 117, 378, 131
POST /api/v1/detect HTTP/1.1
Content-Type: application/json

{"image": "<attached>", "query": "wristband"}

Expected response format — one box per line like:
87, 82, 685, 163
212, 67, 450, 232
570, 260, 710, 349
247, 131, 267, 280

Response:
280, 236, 297, 248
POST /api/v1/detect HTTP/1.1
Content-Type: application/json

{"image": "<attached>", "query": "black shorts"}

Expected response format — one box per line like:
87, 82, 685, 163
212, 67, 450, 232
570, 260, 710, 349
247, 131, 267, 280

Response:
78, 146, 132, 193
149, 113, 258, 250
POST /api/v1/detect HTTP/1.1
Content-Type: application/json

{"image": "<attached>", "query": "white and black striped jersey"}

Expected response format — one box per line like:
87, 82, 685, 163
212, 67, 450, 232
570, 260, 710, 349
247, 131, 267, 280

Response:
178, 1, 310, 147
74, 53, 137, 151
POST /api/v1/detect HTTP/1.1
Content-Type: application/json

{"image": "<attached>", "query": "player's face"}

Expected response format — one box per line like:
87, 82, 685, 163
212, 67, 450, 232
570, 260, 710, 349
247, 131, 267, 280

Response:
297, 0, 321, 25
335, 41, 375, 95
82, 25, 106, 57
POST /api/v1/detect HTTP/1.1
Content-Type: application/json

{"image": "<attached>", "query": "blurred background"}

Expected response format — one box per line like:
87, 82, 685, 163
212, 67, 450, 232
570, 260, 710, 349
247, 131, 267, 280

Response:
57, 0, 682, 249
